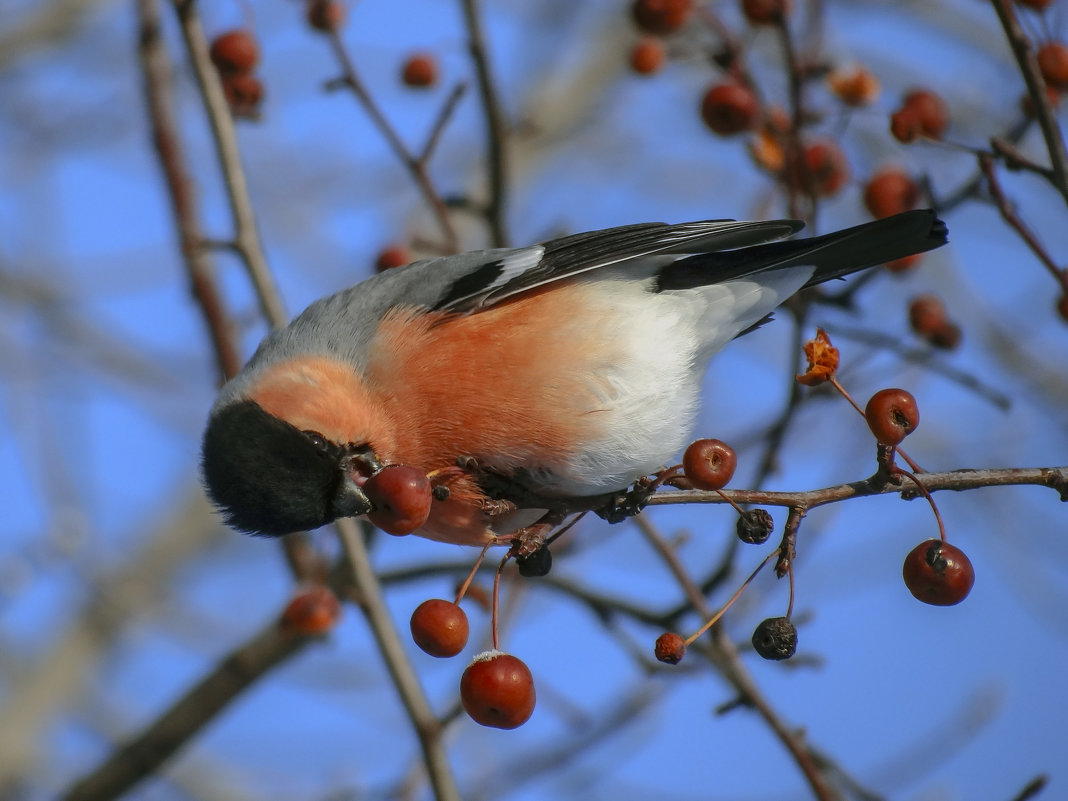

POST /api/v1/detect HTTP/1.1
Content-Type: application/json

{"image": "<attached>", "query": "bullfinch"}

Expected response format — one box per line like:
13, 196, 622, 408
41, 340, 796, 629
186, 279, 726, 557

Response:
202, 209, 947, 546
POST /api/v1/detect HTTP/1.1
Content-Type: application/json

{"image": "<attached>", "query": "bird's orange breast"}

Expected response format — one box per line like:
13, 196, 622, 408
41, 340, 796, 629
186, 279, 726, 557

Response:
366, 280, 615, 478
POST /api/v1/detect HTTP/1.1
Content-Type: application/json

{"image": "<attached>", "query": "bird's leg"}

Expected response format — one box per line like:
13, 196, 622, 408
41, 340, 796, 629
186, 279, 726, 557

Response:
595, 476, 657, 524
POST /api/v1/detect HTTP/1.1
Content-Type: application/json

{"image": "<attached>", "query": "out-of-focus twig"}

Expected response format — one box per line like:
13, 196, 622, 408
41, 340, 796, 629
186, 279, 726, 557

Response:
459, 0, 510, 247
140, 0, 239, 381
978, 151, 1068, 294
322, 29, 461, 253
335, 519, 461, 801
59, 615, 311, 801
634, 515, 838, 801
171, 0, 287, 328
821, 323, 1013, 411
990, 0, 1068, 203
0, 490, 221, 791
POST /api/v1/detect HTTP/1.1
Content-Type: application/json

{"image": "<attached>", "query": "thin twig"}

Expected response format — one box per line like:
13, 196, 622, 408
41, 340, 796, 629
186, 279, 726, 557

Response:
138, 0, 239, 382
171, 0, 287, 328
990, 0, 1068, 203
459, 0, 510, 247
323, 28, 460, 253
822, 323, 1013, 411
634, 515, 838, 801
978, 151, 1068, 293
169, 0, 322, 579
335, 519, 461, 801
420, 82, 468, 164
646, 465, 1068, 510
60, 619, 310, 801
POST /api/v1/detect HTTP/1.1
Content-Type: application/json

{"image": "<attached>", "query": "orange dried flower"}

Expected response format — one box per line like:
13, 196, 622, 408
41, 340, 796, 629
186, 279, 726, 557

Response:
796, 328, 839, 386
749, 127, 786, 172
828, 66, 880, 107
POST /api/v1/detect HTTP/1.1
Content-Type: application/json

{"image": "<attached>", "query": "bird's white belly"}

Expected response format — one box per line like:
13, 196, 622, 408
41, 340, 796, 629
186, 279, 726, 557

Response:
536, 283, 704, 495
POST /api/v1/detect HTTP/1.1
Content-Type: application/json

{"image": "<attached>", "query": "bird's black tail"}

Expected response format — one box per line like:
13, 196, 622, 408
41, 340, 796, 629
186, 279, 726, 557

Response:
656, 210, 948, 291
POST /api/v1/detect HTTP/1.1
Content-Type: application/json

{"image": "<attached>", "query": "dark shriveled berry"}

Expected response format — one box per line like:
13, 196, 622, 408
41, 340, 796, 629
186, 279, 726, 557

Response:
752, 616, 797, 660
516, 546, 552, 577
736, 508, 774, 544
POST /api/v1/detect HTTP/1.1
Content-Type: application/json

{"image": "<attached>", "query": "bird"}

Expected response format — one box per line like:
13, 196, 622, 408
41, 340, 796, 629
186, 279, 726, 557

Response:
202, 209, 948, 547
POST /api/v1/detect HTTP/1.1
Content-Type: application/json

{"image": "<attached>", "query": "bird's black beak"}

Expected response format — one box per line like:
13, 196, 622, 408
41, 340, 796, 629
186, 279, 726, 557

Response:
332, 445, 383, 519
332, 474, 373, 519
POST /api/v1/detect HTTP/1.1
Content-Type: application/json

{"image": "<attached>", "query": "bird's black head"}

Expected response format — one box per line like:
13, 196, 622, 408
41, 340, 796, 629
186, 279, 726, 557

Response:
201, 400, 373, 536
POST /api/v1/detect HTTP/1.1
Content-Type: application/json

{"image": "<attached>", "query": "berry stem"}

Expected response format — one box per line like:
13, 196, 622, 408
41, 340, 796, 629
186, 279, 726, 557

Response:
714, 488, 747, 515
453, 541, 492, 606
892, 467, 948, 543
490, 551, 511, 651
786, 562, 796, 620
683, 549, 778, 647
646, 464, 685, 493
544, 511, 587, 548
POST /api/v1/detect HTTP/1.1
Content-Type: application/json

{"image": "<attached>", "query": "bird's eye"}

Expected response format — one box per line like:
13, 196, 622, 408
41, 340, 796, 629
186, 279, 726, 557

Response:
303, 430, 330, 451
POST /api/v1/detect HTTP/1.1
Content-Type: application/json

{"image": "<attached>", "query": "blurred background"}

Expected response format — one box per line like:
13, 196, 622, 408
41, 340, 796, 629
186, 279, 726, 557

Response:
2, 0, 1068, 799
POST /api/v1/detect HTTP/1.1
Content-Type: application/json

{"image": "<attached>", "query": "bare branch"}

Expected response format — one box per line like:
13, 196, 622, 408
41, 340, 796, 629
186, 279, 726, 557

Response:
171, 0, 287, 328
59, 617, 310, 801
989, 0, 1068, 203
335, 519, 462, 801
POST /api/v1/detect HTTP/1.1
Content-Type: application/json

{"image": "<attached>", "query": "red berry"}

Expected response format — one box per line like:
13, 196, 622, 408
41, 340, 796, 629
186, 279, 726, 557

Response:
893, 89, 948, 141
863, 168, 920, 219
410, 599, 469, 657
1038, 42, 1068, 89
630, 0, 693, 35
903, 539, 974, 606
908, 294, 947, 337
700, 83, 759, 136
890, 107, 922, 144
280, 584, 342, 635
909, 295, 961, 348
307, 0, 346, 32
364, 465, 433, 536
654, 632, 686, 664
629, 37, 665, 75
375, 244, 412, 272
221, 73, 265, 118
885, 253, 921, 274
864, 388, 920, 446
803, 140, 849, 196
401, 53, 438, 88
209, 30, 260, 75
682, 438, 737, 491
928, 322, 962, 350
460, 652, 536, 729
741, 0, 791, 25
